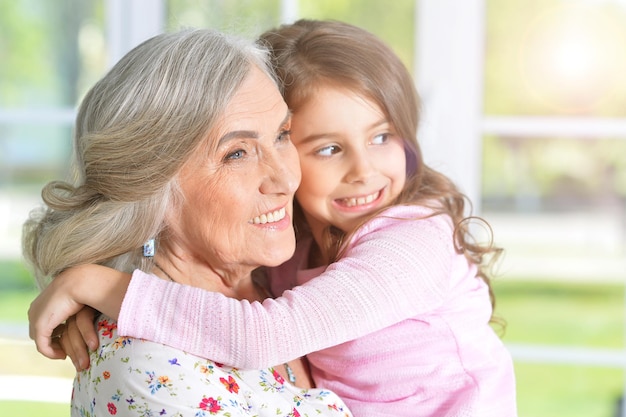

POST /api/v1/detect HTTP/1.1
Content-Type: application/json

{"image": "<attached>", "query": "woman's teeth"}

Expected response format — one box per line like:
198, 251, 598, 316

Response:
250, 207, 286, 224
341, 191, 380, 208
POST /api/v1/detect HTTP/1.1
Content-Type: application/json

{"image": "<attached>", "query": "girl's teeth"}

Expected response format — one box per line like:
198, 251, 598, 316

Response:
344, 191, 379, 207
250, 207, 286, 224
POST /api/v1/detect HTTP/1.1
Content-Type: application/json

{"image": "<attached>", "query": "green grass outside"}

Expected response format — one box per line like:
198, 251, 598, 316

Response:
493, 279, 624, 348
0, 289, 37, 323
0, 401, 70, 417
0, 261, 624, 417
492, 279, 625, 417
0, 259, 36, 291
0, 261, 73, 417
514, 364, 623, 417
0, 260, 38, 322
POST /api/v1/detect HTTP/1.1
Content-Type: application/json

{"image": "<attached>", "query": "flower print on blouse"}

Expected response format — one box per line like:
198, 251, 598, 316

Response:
71, 315, 352, 417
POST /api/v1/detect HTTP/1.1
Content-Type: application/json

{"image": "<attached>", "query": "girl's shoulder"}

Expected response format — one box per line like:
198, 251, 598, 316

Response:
354, 204, 452, 238
378, 204, 437, 219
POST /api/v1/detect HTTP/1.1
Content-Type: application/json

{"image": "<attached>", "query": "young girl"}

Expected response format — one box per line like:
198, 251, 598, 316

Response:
30, 19, 517, 416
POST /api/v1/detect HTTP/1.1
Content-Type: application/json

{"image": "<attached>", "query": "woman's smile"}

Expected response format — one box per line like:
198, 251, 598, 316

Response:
249, 206, 291, 230
249, 206, 287, 224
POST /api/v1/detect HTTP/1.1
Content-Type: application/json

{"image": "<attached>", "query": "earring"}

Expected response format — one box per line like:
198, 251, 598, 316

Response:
143, 238, 155, 257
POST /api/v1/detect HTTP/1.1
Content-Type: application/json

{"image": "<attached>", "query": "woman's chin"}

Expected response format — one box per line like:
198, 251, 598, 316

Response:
264, 242, 296, 268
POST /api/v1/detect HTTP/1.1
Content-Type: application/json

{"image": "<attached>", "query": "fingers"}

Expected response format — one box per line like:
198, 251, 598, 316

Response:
65, 315, 91, 372
30, 302, 67, 360
76, 307, 99, 351
38, 323, 68, 360
32, 324, 70, 360
59, 322, 79, 372
27, 274, 85, 360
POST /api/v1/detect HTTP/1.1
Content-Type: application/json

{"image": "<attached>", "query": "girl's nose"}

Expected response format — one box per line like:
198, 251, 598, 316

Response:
344, 151, 375, 184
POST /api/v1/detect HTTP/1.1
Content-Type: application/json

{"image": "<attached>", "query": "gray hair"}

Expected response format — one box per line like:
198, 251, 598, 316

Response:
22, 28, 274, 288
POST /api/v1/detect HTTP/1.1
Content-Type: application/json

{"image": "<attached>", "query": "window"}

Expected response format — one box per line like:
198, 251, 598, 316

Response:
1, 1, 624, 416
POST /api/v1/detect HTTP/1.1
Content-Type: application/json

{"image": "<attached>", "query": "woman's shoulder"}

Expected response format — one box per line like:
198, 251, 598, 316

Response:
75, 314, 353, 416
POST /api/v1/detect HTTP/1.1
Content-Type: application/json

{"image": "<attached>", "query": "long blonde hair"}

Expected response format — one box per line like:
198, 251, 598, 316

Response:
23, 29, 274, 288
260, 19, 502, 313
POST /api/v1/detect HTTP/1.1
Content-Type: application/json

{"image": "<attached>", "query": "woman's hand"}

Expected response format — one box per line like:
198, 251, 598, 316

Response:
62, 307, 98, 371
28, 264, 131, 359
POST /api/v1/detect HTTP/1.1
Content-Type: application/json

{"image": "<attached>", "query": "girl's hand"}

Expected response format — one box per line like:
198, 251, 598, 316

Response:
29, 271, 86, 360
28, 264, 131, 359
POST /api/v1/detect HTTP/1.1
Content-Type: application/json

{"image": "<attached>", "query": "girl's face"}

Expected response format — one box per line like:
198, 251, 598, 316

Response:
290, 85, 406, 237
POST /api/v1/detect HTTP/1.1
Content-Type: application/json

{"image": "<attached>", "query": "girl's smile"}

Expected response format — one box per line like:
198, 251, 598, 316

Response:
290, 85, 406, 238
333, 188, 384, 210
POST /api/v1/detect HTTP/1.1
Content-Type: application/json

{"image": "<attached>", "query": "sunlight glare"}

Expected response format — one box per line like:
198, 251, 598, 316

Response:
519, 3, 626, 113
551, 33, 598, 84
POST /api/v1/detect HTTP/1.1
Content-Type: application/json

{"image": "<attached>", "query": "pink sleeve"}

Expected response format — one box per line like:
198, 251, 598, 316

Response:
118, 206, 456, 368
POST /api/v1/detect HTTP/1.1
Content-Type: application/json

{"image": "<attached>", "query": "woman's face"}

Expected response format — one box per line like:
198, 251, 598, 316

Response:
169, 66, 301, 277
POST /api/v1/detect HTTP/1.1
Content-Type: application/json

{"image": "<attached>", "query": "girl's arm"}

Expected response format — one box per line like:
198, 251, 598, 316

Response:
28, 264, 131, 359
119, 206, 456, 368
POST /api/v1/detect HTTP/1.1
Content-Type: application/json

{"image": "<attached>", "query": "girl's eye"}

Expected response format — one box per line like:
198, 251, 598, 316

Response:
315, 144, 341, 157
371, 133, 389, 145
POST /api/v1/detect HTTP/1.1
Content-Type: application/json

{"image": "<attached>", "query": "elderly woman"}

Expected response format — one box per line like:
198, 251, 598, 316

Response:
22, 29, 352, 416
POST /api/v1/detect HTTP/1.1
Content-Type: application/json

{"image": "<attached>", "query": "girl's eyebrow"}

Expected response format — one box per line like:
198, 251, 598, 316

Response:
298, 118, 389, 145
217, 110, 292, 146
369, 118, 390, 130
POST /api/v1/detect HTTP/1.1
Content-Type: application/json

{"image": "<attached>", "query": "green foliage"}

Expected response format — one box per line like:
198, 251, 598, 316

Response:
482, 135, 626, 200
0, 260, 37, 323
0, 0, 54, 106
494, 280, 624, 348
0, 401, 70, 417
167, 0, 415, 71
0, 0, 104, 107
0, 260, 36, 291
167, 0, 283, 38
492, 280, 625, 417
514, 363, 623, 417
0, 289, 38, 322
298, 0, 415, 72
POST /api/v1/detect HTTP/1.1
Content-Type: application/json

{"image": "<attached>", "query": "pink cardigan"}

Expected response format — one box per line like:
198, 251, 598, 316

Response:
119, 205, 517, 416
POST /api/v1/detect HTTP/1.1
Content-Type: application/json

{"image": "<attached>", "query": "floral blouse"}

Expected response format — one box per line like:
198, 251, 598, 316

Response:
71, 315, 353, 417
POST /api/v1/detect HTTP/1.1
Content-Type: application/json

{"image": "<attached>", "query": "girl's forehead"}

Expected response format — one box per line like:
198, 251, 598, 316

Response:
298, 90, 389, 128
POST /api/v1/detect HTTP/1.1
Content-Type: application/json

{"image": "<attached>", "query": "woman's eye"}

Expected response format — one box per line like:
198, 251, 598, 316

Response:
371, 133, 389, 145
315, 145, 340, 157
225, 149, 246, 161
277, 129, 291, 143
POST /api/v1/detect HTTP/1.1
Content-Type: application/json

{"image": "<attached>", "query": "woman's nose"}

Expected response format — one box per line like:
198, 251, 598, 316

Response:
260, 148, 301, 195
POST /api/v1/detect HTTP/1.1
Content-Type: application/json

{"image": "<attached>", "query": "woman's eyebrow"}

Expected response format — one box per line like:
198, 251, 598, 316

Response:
217, 130, 258, 146
280, 110, 292, 128
217, 110, 292, 146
